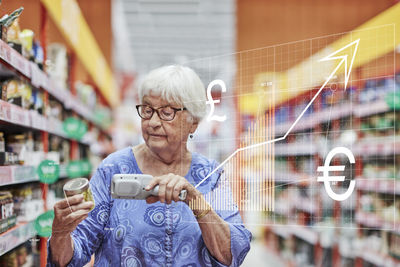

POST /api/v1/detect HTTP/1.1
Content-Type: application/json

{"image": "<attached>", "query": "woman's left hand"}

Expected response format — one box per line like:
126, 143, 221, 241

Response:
145, 173, 199, 205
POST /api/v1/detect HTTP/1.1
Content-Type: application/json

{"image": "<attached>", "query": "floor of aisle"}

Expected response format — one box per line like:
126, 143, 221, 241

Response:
242, 240, 285, 267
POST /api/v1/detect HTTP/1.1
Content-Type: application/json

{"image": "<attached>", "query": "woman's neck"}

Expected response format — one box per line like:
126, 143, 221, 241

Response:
133, 144, 192, 177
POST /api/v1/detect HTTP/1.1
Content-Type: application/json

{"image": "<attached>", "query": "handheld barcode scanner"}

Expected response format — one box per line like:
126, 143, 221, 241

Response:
111, 174, 187, 201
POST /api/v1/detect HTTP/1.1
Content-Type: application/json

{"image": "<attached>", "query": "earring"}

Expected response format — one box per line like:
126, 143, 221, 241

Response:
189, 134, 193, 139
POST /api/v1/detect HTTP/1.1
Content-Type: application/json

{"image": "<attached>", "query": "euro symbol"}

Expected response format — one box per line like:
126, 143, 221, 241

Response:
206, 79, 226, 122
317, 147, 356, 201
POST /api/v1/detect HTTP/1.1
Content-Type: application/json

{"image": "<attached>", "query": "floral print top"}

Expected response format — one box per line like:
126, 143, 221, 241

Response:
47, 147, 251, 266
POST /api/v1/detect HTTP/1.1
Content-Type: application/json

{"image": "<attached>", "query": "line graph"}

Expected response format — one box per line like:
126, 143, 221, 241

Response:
195, 39, 360, 189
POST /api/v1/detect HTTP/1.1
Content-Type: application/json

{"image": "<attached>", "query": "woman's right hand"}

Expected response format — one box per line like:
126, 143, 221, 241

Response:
52, 194, 94, 236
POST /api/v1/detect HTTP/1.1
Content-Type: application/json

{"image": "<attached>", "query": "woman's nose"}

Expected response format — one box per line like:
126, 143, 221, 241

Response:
148, 111, 162, 127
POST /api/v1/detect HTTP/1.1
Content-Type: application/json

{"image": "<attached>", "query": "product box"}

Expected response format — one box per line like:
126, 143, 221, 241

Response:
388, 233, 400, 260
0, 82, 7, 101
7, 214, 16, 229
0, 217, 7, 233
7, 96, 22, 107
7, 42, 22, 54
0, 25, 7, 41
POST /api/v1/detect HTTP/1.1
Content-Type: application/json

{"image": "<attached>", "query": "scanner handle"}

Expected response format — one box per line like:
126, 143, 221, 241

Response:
151, 185, 187, 201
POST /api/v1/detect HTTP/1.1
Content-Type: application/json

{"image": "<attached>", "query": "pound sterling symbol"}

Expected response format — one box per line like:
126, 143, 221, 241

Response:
206, 79, 227, 122
317, 147, 356, 201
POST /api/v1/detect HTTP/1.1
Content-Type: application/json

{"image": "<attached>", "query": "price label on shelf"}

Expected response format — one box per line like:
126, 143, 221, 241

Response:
396, 181, 400, 193
10, 106, 30, 127
0, 41, 12, 64
0, 230, 19, 256
63, 117, 87, 140
37, 160, 60, 184
0, 102, 12, 122
0, 166, 13, 185
8, 49, 19, 70
378, 180, 388, 192
382, 143, 392, 155
0, 40, 6, 59
10, 52, 26, 77
30, 111, 49, 131
13, 166, 37, 183
30, 62, 41, 88
39, 72, 49, 90
34, 210, 54, 237
15, 54, 31, 77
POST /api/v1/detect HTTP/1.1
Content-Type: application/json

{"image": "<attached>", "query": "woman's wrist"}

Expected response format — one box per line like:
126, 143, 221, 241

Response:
188, 194, 211, 217
49, 232, 73, 266
51, 232, 71, 241
194, 207, 211, 220
51, 227, 75, 240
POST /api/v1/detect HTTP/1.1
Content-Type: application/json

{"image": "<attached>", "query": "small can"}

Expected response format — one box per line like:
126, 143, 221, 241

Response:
63, 178, 94, 211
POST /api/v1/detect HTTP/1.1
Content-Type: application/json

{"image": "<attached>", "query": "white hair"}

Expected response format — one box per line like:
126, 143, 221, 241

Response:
139, 65, 207, 121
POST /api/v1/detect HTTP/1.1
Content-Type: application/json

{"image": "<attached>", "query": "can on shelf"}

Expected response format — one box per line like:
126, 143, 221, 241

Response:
63, 178, 94, 211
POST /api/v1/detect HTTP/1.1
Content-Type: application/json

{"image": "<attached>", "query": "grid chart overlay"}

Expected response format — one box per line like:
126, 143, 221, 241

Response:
179, 25, 396, 230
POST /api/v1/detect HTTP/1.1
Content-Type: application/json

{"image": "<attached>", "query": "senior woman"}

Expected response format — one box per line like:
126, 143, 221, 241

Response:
48, 65, 251, 266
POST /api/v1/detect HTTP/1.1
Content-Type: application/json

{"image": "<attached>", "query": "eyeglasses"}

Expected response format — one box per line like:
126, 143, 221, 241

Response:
136, 104, 187, 121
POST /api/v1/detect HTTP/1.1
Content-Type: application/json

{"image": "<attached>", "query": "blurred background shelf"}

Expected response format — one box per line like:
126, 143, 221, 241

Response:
0, 222, 36, 257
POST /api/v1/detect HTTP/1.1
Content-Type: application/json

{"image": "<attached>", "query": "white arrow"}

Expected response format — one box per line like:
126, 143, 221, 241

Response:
320, 39, 360, 90
195, 39, 360, 188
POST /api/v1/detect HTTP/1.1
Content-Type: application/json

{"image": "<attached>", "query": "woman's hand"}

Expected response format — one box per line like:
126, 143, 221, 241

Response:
50, 194, 93, 266
145, 173, 200, 205
52, 194, 94, 236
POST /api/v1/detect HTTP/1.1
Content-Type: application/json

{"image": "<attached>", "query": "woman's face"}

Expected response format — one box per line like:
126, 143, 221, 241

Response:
140, 93, 197, 155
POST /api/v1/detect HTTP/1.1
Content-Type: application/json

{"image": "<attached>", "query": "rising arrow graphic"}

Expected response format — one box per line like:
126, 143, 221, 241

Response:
195, 39, 360, 188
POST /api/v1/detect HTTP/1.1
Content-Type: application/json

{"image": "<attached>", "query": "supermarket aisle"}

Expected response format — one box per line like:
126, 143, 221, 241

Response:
242, 240, 285, 267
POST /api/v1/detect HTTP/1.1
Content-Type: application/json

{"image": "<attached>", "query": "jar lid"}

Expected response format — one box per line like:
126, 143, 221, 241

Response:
63, 178, 89, 196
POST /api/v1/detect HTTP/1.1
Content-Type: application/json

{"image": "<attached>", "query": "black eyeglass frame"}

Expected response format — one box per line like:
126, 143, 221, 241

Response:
135, 104, 187, 121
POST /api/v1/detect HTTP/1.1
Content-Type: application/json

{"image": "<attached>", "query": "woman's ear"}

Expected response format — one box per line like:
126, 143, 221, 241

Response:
188, 116, 199, 133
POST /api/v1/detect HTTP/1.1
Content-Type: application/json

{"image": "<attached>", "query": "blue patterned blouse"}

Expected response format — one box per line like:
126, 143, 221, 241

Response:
47, 147, 251, 266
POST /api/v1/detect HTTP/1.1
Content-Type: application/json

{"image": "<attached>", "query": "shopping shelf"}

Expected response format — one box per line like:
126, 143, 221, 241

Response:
273, 136, 399, 157
0, 164, 70, 187
356, 212, 400, 234
313, 103, 353, 125
270, 224, 320, 245
274, 201, 291, 216
274, 116, 317, 136
270, 224, 319, 245
274, 197, 318, 215
0, 221, 36, 257
356, 249, 399, 267
0, 99, 91, 146
0, 166, 38, 186
272, 136, 399, 157
0, 39, 109, 131
274, 170, 315, 184
353, 136, 400, 156
0, 39, 31, 78
294, 197, 318, 214
274, 103, 353, 135
274, 99, 391, 135
270, 225, 291, 238
274, 142, 318, 156
356, 177, 400, 194
353, 99, 390, 117
290, 225, 319, 245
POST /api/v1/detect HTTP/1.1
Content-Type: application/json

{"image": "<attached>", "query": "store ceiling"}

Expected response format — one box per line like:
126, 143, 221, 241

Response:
118, 0, 397, 85
120, 0, 235, 82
